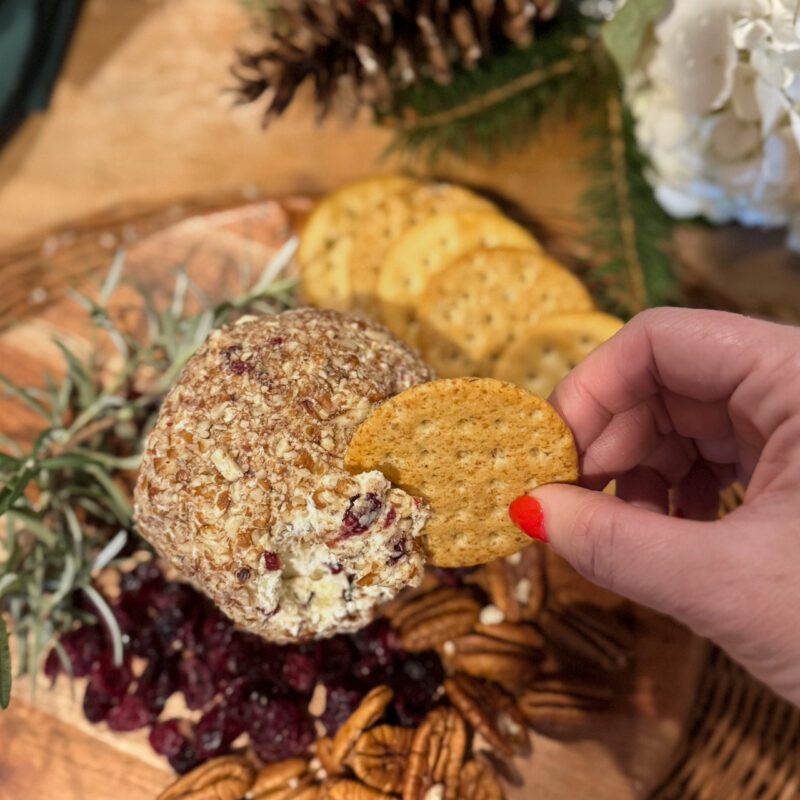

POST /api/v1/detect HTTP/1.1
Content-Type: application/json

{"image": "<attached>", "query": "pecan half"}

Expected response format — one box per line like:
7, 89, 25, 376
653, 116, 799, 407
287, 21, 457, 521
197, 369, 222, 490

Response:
444, 675, 513, 758
539, 602, 633, 672
403, 707, 467, 800
348, 725, 414, 794
517, 675, 612, 739
322, 780, 393, 800
389, 586, 480, 652
443, 627, 542, 688
484, 547, 545, 623
250, 759, 310, 799
157, 756, 255, 800
316, 737, 346, 778
458, 761, 504, 800
331, 685, 394, 764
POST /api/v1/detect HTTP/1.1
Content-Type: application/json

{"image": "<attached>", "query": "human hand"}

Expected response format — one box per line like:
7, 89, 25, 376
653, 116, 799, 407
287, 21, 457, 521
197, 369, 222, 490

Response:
509, 308, 800, 706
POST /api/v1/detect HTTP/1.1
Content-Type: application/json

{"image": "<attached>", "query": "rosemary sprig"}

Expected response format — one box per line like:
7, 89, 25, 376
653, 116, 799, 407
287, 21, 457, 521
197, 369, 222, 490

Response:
0, 237, 297, 706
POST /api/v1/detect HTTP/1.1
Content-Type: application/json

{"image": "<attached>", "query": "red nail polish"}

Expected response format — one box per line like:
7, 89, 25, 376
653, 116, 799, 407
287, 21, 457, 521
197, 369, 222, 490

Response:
508, 496, 547, 543
673, 508, 685, 518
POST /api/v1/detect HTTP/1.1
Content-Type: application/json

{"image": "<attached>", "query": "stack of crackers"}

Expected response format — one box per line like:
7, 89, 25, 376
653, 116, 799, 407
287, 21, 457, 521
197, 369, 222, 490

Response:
297, 175, 624, 400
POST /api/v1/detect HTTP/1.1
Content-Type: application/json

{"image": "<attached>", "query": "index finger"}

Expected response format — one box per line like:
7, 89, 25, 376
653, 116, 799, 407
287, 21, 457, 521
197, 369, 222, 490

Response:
548, 307, 775, 453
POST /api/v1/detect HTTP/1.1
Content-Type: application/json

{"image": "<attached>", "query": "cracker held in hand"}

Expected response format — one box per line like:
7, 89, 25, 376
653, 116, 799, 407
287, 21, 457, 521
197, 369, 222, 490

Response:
344, 377, 578, 567
418, 248, 594, 378
493, 312, 624, 398
377, 210, 539, 347
349, 183, 495, 316
299, 175, 418, 311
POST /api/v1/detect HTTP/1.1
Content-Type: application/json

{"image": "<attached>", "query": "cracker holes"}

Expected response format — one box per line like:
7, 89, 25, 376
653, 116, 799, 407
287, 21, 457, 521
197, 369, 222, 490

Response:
456, 418, 470, 427
580, 335, 593, 347
455, 449, 472, 460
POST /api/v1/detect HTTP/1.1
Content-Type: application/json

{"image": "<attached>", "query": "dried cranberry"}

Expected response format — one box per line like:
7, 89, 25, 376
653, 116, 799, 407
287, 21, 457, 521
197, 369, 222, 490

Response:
150, 582, 198, 614
83, 680, 114, 723
168, 740, 200, 775
353, 619, 400, 665
269, 337, 284, 346
320, 683, 363, 736
249, 698, 315, 761
179, 656, 216, 710
263, 551, 281, 571
393, 681, 435, 726
149, 720, 187, 758
327, 562, 344, 575
58, 626, 105, 678
387, 537, 407, 565
153, 606, 187, 647
136, 656, 179, 713
194, 706, 243, 759
282, 651, 316, 693
119, 561, 164, 601
107, 694, 155, 732
43, 648, 62, 683
90, 654, 133, 699
383, 507, 397, 528
201, 611, 234, 651
315, 637, 354, 680
339, 493, 383, 539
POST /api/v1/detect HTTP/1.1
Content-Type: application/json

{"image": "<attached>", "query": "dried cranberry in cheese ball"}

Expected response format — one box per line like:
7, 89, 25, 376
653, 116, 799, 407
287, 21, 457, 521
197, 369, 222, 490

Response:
134, 309, 434, 643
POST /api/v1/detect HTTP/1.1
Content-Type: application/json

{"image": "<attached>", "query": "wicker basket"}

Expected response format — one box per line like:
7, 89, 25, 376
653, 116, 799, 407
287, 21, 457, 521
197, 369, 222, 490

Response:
1, 198, 798, 800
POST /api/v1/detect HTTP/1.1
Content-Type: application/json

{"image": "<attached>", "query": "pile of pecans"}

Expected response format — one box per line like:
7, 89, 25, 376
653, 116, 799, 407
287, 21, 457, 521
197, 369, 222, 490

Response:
153, 542, 634, 800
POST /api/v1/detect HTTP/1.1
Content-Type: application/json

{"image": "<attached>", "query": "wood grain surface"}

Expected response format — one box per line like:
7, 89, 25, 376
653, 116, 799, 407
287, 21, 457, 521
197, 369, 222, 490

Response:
0, 199, 706, 800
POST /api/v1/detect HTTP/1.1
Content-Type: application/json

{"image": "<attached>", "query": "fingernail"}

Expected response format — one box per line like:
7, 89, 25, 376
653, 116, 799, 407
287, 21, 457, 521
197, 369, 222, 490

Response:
508, 496, 548, 543
673, 507, 685, 518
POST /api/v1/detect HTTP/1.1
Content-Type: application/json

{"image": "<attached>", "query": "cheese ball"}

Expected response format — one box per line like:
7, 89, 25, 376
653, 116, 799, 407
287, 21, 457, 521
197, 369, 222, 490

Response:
134, 309, 434, 642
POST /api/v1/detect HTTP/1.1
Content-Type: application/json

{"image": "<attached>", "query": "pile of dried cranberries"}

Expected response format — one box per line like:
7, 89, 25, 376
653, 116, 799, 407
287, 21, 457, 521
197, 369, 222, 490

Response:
44, 561, 445, 774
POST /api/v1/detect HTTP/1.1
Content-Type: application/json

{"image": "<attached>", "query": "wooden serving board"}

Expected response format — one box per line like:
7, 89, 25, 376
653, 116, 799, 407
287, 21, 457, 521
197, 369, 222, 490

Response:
0, 199, 706, 800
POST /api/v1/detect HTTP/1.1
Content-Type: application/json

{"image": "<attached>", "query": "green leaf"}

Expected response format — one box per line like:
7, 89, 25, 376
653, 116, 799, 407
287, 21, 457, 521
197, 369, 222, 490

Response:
0, 615, 11, 709
602, 0, 672, 75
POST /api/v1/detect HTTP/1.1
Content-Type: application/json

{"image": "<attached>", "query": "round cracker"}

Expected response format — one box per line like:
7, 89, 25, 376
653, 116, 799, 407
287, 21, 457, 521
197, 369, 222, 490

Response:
493, 312, 624, 398
349, 184, 495, 316
418, 248, 595, 378
298, 176, 419, 310
344, 377, 578, 567
377, 210, 539, 347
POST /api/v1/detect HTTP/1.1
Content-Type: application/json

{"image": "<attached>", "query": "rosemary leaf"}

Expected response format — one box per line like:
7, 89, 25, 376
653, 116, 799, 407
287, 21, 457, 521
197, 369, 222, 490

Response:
82, 585, 123, 667
0, 615, 10, 709
90, 530, 128, 573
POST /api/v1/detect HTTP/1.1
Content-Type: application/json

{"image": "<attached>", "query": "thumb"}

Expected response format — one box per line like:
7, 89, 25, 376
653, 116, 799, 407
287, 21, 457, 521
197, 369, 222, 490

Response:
510, 484, 724, 623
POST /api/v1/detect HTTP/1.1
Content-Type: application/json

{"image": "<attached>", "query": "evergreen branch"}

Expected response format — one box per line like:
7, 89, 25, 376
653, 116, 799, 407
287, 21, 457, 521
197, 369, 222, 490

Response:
381, 8, 602, 161
580, 75, 681, 318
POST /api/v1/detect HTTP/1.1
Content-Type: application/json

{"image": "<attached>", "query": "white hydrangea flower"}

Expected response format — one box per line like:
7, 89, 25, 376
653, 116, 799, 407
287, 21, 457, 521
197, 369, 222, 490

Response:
626, 0, 800, 248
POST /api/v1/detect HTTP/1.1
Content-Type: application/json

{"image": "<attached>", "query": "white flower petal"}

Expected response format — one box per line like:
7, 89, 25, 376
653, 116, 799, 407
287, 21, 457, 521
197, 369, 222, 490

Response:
652, 7, 737, 112
755, 78, 789, 134
732, 18, 771, 50
731, 64, 762, 121
654, 184, 708, 218
710, 113, 761, 160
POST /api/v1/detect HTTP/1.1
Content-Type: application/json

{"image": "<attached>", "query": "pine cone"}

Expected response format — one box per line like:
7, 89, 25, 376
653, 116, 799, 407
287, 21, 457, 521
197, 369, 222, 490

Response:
232, 0, 561, 124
